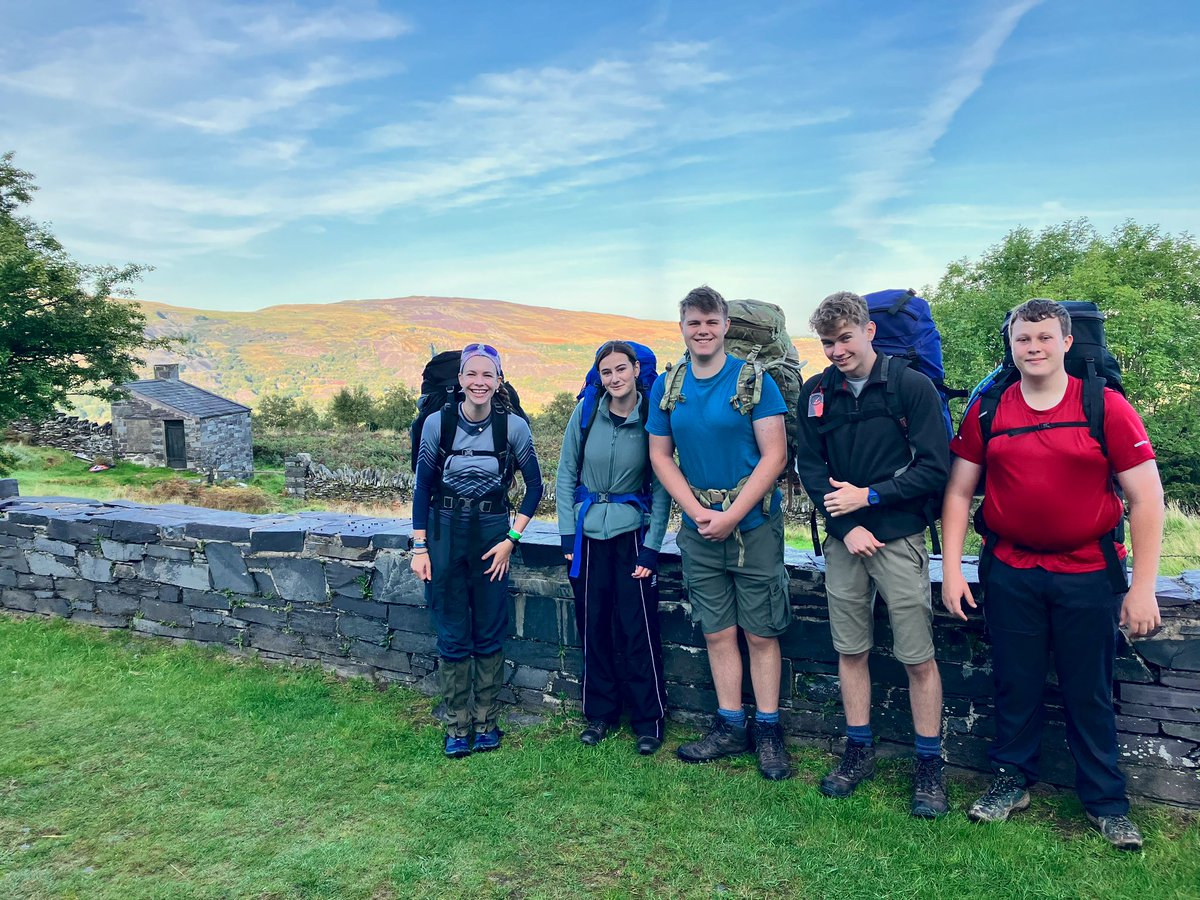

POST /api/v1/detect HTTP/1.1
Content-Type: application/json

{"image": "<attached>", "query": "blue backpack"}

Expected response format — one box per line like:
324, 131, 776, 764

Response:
864, 288, 963, 440
566, 341, 659, 577
576, 341, 659, 441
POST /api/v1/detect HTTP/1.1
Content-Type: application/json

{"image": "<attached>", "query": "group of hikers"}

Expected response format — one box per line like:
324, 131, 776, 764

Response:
407, 286, 1165, 852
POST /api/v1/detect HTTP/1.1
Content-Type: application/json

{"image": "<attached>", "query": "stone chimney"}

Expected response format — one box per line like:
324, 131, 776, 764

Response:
153, 364, 181, 381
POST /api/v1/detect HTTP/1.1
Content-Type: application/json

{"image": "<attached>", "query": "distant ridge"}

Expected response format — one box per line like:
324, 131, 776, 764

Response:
79, 295, 827, 417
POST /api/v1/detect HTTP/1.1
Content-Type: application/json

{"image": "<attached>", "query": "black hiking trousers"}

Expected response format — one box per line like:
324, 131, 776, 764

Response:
426, 510, 510, 662
984, 559, 1129, 816
569, 530, 667, 740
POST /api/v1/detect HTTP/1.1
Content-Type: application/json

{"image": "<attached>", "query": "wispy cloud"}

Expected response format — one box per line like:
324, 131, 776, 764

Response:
834, 0, 1043, 240
0, 1, 406, 134
335, 42, 840, 217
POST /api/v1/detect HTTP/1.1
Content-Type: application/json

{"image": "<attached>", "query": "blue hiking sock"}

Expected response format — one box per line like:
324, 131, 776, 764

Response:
717, 707, 746, 728
756, 710, 780, 725
846, 724, 873, 747
915, 733, 942, 760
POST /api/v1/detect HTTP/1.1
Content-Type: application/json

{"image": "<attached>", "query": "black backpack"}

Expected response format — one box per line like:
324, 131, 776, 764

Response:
965, 300, 1127, 591
409, 349, 528, 474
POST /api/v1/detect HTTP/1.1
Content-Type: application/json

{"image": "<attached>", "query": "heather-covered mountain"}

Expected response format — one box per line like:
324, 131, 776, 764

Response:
85, 296, 826, 417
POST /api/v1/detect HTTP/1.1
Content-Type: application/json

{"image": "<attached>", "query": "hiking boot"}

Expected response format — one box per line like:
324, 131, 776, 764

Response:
819, 742, 876, 798
968, 773, 1030, 823
443, 734, 471, 758
910, 756, 948, 818
580, 721, 610, 746
676, 715, 751, 763
1087, 813, 1143, 851
753, 720, 793, 781
472, 728, 503, 752
636, 735, 662, 756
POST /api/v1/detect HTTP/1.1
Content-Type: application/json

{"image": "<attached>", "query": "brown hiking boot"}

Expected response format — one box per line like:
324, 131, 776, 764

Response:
676, 715, 751, 763
819, 742, 876, 798
911, 756, 948, 818
753, 719, 792, 780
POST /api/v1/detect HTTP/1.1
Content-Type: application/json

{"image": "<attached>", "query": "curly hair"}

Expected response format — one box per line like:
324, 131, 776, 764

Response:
1007, 298, 1072, 338
809, 291, 869, 335
678, 285, 728, 320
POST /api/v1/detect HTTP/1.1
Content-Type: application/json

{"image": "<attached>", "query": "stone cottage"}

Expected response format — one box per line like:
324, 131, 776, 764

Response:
111, 365, 253, 479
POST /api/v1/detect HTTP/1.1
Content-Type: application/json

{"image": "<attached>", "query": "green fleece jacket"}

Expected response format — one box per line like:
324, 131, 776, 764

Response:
555, 393, 670, 561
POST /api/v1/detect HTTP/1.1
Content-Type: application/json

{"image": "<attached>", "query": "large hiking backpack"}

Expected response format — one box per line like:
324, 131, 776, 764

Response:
409, 349, 528, 473
865, 288, 962, 440
965, 300, 1127, 592
565, 341, 659, 577
660, 298, 806, 467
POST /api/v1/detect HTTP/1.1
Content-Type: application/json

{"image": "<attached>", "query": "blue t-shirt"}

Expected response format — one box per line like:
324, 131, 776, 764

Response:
646, 355, 787, 532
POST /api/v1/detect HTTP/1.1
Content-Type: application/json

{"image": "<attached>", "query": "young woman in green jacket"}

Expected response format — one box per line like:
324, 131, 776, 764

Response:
556, 341, 671, 755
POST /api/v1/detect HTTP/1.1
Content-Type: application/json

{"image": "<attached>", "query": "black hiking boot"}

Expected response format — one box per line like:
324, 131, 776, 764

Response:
910, 756, 948, 818
636, 735, 662, 756
753, 720, 792, 780
579, 721, 610, 746
819, 741, 876, 798
968, 773, 1030, 823
676, 715, 751, 763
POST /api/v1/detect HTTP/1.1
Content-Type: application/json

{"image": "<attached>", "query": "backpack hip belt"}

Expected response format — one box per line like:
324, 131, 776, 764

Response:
439, 495, 504, 513
689, 475, 773, 567
568, 483, 651, 579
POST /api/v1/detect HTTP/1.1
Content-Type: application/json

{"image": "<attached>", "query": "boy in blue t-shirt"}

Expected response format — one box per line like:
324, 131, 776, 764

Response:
646, 286, 792, 780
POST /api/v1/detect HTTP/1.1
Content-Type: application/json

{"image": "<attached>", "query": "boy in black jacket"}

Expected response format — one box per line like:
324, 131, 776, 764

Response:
795, 291, 951, 817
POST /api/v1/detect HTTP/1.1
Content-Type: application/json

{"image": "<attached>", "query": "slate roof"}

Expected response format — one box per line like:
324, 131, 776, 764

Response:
120, 379, 250, 420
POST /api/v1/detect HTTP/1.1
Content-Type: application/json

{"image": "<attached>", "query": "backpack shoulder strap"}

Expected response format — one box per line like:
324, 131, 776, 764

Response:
1081, 363, 1108, 456
881, 355, 911, 435
575, 396, 602, 489
492, 405, 511, 473
660, 357, 689, 412
977, 388, 1001, 449
434, 404, 456, 493
732, 359, 764, 416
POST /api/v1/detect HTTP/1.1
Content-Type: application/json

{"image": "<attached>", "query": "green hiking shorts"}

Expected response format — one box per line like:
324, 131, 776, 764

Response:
676, 510, 791, 638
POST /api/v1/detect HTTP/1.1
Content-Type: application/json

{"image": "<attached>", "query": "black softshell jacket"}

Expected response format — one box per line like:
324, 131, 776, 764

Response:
794, 354, 950, 543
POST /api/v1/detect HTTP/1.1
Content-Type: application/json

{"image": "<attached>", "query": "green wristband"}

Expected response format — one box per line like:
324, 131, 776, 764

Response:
507, 528, 522, 544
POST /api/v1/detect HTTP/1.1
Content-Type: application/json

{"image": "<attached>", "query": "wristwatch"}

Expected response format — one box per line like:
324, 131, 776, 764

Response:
867, 488, 881, 506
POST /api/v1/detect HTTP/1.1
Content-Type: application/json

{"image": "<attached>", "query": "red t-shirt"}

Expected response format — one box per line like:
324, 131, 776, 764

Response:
952, 377, 1155, 573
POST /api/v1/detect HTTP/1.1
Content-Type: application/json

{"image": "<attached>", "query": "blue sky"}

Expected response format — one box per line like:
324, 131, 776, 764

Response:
3, 1, 1198, 325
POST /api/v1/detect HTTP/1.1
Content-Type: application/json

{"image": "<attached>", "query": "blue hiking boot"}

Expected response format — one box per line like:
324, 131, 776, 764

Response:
444, 734, 471, 758
473, 728, 503, 752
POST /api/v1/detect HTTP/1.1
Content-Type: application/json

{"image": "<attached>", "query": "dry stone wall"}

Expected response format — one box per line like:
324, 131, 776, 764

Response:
10, 415, 114, 457
1, 493, 1197, 808
284, 454, 414, 502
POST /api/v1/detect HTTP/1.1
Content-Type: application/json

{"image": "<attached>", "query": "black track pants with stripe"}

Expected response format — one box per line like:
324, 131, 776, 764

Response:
569, 530, 667, 739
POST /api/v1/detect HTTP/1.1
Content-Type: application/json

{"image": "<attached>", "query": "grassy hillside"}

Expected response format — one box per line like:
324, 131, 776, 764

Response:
70, 296, 827, 419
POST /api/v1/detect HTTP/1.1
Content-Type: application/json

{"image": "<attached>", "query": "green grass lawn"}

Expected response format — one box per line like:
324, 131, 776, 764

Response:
1, 617, 1196, 899
2, 444, 184, 500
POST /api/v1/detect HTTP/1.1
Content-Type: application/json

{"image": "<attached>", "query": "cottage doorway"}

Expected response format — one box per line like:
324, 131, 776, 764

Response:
164, 420, 187, 468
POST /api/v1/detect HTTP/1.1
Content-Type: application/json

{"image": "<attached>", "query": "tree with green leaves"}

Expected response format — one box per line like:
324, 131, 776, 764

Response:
253, 393, 320, 431
0, 152, 166, 427
327, 385, 376, 429
930, 219, 1200, 507
529, 390, 578, 485
372, 384, 417, 432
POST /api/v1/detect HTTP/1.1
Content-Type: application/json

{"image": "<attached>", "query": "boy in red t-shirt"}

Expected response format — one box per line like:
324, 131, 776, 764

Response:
941, 299, 1164, 851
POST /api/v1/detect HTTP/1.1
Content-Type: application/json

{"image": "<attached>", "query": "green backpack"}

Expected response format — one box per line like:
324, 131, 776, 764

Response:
660, 298, 806, 464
